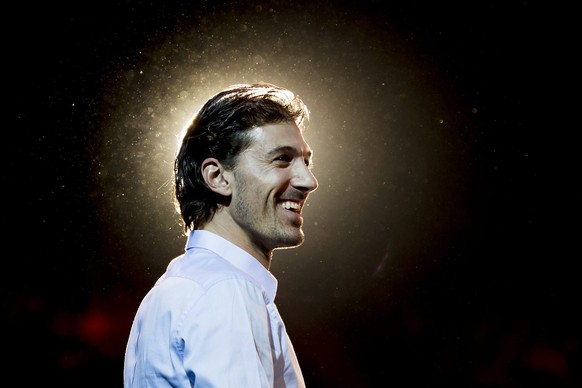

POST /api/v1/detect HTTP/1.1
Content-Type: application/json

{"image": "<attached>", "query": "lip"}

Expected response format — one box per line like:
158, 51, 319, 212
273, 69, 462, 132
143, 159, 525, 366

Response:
279, 203, 303, 225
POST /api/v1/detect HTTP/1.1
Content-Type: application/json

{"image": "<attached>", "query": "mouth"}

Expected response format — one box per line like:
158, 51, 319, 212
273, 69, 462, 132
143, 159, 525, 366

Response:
280, 200, 302, 213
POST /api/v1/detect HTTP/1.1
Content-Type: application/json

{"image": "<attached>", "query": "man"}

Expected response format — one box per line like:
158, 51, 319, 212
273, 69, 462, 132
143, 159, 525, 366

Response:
124, 83, 318, 387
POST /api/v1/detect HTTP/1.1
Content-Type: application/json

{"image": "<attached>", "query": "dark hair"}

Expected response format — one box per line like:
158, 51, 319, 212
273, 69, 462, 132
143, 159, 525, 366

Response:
174, 82, 310, 233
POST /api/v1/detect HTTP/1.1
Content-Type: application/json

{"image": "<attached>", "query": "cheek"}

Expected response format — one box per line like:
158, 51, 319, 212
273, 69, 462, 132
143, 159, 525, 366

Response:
236, 173, 266, 201
236, 168, 285, 200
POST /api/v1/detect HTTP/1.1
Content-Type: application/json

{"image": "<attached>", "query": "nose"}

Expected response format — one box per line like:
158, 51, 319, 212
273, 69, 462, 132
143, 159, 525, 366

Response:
293, 162, 318, 193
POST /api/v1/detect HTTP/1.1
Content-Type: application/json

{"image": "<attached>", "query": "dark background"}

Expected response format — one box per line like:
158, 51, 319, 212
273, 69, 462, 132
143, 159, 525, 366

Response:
7, 1, 578, 387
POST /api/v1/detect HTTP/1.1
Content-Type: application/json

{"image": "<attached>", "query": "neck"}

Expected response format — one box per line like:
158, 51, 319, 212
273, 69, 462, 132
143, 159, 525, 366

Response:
202, 219, 272, 270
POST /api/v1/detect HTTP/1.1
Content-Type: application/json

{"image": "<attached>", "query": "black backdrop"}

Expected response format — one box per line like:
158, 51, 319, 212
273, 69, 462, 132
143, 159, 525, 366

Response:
7, 1, 578, 387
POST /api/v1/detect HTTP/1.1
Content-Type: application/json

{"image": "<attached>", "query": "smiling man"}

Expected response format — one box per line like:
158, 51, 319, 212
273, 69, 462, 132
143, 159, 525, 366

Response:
124, 83, 318, 387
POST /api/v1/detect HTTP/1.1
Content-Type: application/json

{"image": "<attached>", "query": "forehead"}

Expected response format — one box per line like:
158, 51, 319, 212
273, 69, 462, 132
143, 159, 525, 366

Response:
247, 122, 313, 155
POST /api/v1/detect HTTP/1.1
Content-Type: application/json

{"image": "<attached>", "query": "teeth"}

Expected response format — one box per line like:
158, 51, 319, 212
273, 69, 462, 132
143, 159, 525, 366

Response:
281, 201, 301, 211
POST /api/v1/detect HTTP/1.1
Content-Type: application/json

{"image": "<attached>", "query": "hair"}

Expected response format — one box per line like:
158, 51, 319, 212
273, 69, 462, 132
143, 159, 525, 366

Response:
174, 82, 310, 233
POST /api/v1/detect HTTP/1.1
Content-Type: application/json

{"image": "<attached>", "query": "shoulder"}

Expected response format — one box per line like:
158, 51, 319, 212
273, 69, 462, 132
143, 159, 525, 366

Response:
150, 247, 267, 309
138, 249, 267, 323
164, 247, 259, 290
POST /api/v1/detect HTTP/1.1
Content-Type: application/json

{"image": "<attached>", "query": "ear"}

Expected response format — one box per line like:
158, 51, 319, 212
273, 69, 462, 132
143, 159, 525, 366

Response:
201, 158, 232, 196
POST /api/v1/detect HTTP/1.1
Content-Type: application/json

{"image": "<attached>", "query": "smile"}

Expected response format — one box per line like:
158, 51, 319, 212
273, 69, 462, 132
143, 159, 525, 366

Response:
281, 201, 301, 213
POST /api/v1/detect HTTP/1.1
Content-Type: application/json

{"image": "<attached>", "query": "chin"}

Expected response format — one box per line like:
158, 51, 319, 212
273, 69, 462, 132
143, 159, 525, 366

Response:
274, 243, 302, 251
273, 232, 305, 250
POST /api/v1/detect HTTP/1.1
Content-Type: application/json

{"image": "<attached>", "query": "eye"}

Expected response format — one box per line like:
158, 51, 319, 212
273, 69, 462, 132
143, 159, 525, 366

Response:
273, 154, 293, 164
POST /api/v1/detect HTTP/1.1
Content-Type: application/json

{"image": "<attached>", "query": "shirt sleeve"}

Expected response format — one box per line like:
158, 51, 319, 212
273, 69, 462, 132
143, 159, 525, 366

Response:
177, 275, 275, 387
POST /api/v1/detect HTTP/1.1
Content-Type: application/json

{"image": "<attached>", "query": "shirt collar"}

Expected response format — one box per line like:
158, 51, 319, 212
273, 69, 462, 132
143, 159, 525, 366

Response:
185, 230, 278, 301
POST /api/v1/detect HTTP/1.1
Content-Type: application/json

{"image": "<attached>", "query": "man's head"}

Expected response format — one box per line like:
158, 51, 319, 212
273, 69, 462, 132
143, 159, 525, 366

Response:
174, 83, 317, 249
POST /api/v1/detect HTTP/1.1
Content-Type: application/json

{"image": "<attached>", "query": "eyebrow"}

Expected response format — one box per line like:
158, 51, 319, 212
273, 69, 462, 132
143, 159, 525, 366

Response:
267, 146, 313, 159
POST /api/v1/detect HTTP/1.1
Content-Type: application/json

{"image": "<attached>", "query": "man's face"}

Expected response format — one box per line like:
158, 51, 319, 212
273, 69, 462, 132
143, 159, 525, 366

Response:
227, 122, 318, 253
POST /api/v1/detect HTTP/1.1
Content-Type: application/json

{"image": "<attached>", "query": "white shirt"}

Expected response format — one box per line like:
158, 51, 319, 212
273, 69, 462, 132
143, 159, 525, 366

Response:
124, 230, 305, 387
